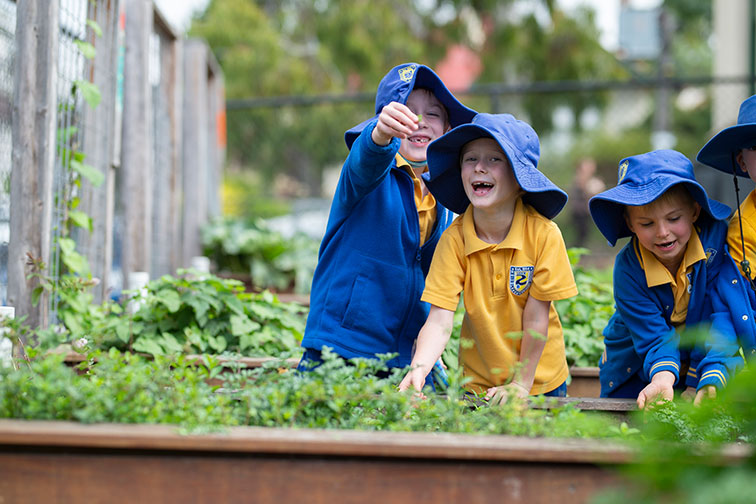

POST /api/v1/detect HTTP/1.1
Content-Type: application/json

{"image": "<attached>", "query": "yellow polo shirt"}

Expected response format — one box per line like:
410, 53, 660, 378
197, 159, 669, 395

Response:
396, 155, 437, 247
634, 227, 706, 327
422, 198, 578, 394
727, 189, 756, 279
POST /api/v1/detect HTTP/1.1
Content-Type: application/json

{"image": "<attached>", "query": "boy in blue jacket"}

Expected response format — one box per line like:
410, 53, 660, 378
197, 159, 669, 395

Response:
299, 63, 476, 376
697, 94, 756, 359
589, 150, 740, 408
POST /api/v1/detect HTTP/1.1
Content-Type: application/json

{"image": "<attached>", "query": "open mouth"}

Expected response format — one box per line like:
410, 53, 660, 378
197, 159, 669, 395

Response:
471, 182, 494, 196
408, 136, 430, 145
656, 240, 676, 250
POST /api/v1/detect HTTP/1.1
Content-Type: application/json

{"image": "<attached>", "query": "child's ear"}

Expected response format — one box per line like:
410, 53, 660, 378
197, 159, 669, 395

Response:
623, 210, 634, 233
737, 150, 747, 172
692, 201, 701, 222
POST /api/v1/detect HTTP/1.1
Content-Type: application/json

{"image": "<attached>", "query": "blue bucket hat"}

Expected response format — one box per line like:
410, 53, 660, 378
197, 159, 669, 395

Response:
344, 63, 477, 149
423, 113, 568, 219
697, 94, 756, 176
589, 150, 731, 246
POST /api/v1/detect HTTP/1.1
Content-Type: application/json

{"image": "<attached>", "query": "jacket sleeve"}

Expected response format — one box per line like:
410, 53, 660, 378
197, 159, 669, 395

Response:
334, 119, 400, 213
613, 249, 682, 384
701, 253, 748, 389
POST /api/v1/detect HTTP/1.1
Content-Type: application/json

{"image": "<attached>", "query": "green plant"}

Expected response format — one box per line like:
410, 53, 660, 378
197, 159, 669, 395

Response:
0, 348, 236, 429
97, 271, 305, 358
202, 216, 319, 294
556, 248, 613, 368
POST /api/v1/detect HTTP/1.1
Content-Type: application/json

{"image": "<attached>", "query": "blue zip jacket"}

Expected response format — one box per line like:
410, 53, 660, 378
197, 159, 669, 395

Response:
600, 219, 738, 396
710, 245, 756, 363
301, 120, 454, 368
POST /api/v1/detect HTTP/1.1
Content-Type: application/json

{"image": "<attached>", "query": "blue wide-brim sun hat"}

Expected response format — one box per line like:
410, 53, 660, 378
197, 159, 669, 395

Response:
423, 113, 568, 219
589, 149, 731, 246
697, 94, 756, 177
344, 63, 477, 149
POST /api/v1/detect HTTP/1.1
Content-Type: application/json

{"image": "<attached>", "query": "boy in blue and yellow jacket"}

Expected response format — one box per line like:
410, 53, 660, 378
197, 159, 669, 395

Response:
299, 63, 476, 374
698, 94, 756, 359
589, 150, 741, 408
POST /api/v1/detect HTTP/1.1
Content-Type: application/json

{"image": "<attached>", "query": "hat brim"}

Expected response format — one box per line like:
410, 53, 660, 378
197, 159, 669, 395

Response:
697, 124, 756, 176
425, 124, 567, 218
589, 178, 732, 246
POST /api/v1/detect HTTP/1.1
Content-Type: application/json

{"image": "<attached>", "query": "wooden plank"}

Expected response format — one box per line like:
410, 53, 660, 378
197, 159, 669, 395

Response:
0, 419, 636, 463
0, 450, 621, 504
120, 0, 154, 286
61, 351, 300, 369
181, 40, 209, 266
529, 397, 637, 412
0, 419, 749, 504
8, 0, 59, 331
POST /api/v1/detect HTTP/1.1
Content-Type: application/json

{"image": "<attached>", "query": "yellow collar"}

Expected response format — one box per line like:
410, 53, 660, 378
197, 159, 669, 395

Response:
635, 227, 706, 287
463, 198, 526, 256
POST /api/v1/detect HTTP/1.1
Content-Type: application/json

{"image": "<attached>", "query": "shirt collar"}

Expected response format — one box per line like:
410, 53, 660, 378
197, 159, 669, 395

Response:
395, 154, 426, 177
637, 227, 706, 287
463, 198, 526, 256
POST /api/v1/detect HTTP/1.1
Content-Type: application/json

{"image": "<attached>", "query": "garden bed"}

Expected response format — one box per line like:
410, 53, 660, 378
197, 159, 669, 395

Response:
567, 366, 600, 397
0, 419, 635, 503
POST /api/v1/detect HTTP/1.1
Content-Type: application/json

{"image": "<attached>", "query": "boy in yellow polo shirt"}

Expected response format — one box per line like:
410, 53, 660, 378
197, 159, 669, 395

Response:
398, 113, 577, 402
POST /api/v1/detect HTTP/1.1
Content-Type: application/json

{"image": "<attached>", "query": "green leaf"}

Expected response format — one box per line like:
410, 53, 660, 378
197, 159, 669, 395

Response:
68, 210, 93, 232
31, 286, 43, 306
157, 289, 181, 313
207, 334, 227, 353
115, 322, 130, 343
133, 338, 164, 357
160, 332, 183, 354
86, 19, 103, 37
70, 160, 104, 187
73, 80, 101, 108
74, 40, 96, 59
230, 314, 259, 336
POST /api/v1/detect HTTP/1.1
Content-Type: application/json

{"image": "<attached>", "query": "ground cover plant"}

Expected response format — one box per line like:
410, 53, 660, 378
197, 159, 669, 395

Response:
555, 247, 613, 368
18, 270, 305, 360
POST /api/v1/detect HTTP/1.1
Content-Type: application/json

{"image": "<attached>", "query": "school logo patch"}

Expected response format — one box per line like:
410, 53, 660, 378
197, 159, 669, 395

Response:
618, 160, 629, 182
705, 248, 717, 266
509, 266, 534, 295
398, 64, 417, 83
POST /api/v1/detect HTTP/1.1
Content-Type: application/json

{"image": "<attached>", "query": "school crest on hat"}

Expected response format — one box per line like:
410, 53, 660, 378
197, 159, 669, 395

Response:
509, 266, 534, 295
618, 160, 629, 182
398, 64, 416, 83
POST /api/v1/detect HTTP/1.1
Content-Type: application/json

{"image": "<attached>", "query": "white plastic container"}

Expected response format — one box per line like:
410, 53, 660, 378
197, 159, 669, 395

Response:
0, 306, 14, 368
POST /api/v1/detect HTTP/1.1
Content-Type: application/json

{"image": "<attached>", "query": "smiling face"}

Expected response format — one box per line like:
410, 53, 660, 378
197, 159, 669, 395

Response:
624, 186, 701, 273
460, 137, 520, 212
399, 89, 450, 162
